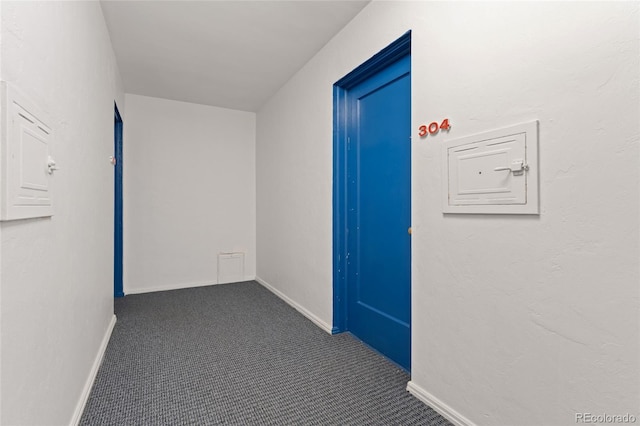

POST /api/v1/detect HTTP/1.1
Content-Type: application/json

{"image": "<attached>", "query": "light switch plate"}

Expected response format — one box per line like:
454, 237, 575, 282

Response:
442, 121, 539, 214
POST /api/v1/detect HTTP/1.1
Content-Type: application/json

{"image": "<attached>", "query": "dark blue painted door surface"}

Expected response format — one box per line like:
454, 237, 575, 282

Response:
346, 54, 411, 370
114, 105, 124, 298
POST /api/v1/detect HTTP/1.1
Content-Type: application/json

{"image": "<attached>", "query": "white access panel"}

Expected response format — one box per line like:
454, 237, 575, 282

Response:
1, 82, 55, 220
217, 252, 245, 284
442, 121, 539, 214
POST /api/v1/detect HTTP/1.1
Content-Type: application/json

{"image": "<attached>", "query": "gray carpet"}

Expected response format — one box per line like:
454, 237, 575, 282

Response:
80, 281, 451, 425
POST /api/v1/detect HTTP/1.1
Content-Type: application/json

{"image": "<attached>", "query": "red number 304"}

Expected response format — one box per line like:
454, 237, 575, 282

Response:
419, 118, 451, 137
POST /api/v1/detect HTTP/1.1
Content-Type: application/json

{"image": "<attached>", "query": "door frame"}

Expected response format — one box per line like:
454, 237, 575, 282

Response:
114, 103, 124, 298
332, 31, 411, 333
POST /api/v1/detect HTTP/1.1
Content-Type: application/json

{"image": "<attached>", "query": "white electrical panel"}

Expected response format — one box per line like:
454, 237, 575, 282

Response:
1, 82, 55, 221
442, 121, 539, 214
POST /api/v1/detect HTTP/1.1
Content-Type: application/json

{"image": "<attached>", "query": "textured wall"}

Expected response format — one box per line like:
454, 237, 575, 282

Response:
123, 94, 256, 294
256, 2, 639, 425
0, 1, 124, 424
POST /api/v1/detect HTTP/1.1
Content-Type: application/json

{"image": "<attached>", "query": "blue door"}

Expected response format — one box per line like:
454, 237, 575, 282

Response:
114, 104, 124, 298
343, 52, 411, 370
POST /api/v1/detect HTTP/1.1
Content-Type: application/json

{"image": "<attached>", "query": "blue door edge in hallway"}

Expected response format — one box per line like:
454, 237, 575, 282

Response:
332, 31, 411, 369
114, 103, 124, 298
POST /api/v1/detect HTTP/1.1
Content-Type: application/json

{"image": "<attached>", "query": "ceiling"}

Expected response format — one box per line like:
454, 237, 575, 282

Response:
100, 1, 370, 112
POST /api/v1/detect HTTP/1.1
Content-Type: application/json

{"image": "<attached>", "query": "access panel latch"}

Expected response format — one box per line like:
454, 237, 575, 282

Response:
494, 159, 529, 176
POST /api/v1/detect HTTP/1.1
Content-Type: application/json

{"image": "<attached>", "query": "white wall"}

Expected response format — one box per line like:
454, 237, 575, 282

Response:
123, 94, 256, 294
0, 1, 124, 425
256, 2, 639, 425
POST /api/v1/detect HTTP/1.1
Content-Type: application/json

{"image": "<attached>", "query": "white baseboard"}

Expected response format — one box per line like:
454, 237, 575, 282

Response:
406, 381, 475, 426
125, 277, 256, 295
255, 276, 332, 334
70, 314, 117, 426
126, 280, 215, 294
